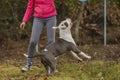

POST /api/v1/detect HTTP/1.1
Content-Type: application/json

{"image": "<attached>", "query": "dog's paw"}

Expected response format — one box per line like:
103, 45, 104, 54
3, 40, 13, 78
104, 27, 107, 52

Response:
87, 56, 92, 59
78, 59, 83, 62
47, 73, 53, 77
77, 59, 83, 63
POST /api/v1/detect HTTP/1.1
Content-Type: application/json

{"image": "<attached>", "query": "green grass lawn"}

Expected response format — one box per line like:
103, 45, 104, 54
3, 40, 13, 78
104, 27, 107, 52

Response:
0, 59, 120, 80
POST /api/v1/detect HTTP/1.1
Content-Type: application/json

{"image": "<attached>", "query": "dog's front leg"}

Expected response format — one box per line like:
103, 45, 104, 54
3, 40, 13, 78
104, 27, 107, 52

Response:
79, 51, 91, 59
70, 51, 83, 61
71, 46, 91, 59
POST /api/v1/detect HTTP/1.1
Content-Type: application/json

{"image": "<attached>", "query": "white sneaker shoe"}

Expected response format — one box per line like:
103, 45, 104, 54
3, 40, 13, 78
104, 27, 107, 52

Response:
21, 65, 30, 72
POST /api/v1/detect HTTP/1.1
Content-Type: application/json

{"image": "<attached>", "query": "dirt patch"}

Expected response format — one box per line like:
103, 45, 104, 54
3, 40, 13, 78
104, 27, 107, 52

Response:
0, 39, 120, 63
83, 44, 120, 61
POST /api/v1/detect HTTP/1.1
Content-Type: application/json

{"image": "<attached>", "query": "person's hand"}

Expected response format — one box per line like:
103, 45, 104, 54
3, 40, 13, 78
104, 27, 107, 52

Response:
20, 22, 26, 29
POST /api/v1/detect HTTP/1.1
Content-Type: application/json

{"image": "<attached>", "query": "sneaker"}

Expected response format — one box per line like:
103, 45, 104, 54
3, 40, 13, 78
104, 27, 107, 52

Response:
21, 65, 30, 72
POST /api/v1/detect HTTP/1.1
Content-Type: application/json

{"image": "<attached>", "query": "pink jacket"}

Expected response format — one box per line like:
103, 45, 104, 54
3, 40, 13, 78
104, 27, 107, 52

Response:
23, 0, 57, 23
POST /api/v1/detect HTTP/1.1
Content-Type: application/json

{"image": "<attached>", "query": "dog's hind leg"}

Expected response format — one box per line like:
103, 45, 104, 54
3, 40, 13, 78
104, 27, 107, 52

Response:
41, 60, 51, 76
40, 55, 51, 76
45, 66, 51, 76
49, 59, 57, 76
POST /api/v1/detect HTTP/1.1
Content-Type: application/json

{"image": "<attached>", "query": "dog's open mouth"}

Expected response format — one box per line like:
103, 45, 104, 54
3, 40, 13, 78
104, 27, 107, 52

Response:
61, 27, 66, 30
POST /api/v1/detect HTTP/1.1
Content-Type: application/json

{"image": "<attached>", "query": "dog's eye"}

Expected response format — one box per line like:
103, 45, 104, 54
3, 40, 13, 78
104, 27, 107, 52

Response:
61, 24, 64, 26
64, 22, 68, 27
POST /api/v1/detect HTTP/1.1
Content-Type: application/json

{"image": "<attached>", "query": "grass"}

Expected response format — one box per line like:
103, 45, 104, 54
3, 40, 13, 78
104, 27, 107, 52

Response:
0, 59, 120, 80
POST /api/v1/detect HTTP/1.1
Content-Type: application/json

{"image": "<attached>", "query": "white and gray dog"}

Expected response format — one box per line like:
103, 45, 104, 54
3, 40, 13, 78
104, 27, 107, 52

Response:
24, 18, 91, 76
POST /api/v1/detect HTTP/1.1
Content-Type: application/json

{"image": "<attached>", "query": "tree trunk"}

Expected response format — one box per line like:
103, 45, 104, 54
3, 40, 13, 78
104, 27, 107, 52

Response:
75, 3, 85, 43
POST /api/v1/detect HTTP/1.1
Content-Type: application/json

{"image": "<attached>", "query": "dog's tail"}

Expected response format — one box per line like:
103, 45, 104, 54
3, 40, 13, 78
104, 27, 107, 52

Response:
23, 54, 41, 58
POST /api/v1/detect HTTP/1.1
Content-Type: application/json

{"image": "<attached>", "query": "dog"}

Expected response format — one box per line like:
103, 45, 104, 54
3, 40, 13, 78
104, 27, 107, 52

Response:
52, 18, 91, 61
24, 18, 91, 76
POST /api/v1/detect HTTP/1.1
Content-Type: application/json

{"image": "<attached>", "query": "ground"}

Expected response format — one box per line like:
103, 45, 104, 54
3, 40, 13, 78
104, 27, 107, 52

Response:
0, 23, 120, 80
0, 39, 120, 80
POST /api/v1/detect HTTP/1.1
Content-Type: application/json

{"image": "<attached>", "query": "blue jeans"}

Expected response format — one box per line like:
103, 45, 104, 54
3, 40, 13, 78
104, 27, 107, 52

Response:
26, 16, 57, 66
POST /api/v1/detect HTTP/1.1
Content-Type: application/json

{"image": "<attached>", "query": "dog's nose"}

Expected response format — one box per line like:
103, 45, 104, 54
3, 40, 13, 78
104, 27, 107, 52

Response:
66, 18, 71, 22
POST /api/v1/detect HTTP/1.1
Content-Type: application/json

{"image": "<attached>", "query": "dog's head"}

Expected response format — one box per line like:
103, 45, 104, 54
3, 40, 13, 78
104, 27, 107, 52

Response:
53, 18, 72, 30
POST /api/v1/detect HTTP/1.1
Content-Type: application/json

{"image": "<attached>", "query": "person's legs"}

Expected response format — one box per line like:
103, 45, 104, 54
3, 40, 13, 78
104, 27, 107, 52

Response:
45, 16, 57, 44
36, 16, 56, 52
22, 17, 44, 72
